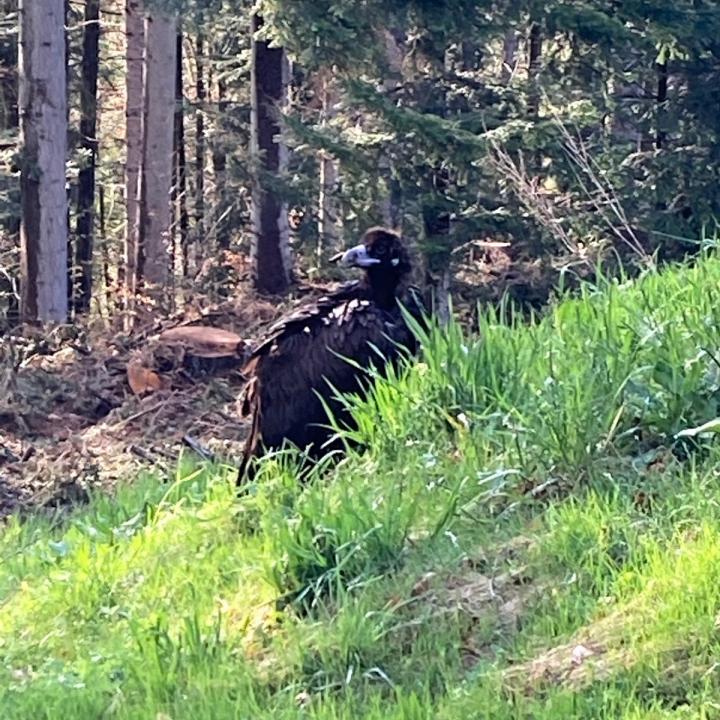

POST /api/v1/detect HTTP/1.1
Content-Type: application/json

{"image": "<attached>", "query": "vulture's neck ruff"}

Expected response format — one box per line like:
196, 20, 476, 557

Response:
334, 228, 411, 311
362, 264, 404, 310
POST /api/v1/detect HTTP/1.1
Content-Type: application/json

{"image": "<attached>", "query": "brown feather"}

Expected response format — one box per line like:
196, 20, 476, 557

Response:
238, 231, 427, 482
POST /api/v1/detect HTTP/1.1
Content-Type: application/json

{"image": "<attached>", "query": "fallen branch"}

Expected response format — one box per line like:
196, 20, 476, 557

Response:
129, 444, 164, 466
107, 399, 167, 433
182, 435, 217, 463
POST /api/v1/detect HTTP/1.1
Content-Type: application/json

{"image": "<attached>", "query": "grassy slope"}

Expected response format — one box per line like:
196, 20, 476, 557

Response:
3, 255, 720, 719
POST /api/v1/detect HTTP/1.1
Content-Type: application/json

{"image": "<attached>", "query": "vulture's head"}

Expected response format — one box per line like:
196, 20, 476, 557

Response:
331, 228, 411, 304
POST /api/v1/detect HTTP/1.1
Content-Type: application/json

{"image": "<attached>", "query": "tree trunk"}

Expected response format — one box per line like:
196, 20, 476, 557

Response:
422, 167, 452, 327
195, 28, 206, 257
18, 0, 68, 323
460, 41, 479, 71
0, 0, 19, 324
140, 9, 177, 300
656, 60, 668, 150
64, 0, 72, 312
250, 13, 291, 294
526, 22, 543, 176
74, 0, 100, 315
379, 28, 404, 228
124, 0, 144, 310
100, 184, 112, 312
317, 68, 341, 261
609, 52, 645, 150
212, 73, 229, 250
435, 265, 451, 327
527, 22, 542, 118
417, 42, 452, 324
173, 30, 189, 276
501, 30, 518, 84
0, 0, 17, 132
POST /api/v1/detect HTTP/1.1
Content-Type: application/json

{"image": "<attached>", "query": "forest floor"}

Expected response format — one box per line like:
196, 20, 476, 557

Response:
0, 282, 288, 517
1, 251, 719, 718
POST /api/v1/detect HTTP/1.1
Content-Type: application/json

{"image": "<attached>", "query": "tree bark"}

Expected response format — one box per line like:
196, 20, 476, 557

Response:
250, 13, 291, 294
656, 60, 668, 150
0, 0, 19, 324
64, 0, 72, 312
609, 52, 645, 150
19, 0, 68, 323
501, 30, 518, 84
527, 22, 542, 118
0, 0, 17, 132
124, 0, 144, 308
422, 166, 452, 327
195, 28, 206, 256
212, 72, 229, 250
317, 68, 341, 261
74, 0, 100, 315
460, 41, 479, 71
173, 29, 189, 276
416, 42, 452, 325
435, 265, 451, 327
100, 183, 112, 312
379, 28, 404, 228
140, 9, 177, 299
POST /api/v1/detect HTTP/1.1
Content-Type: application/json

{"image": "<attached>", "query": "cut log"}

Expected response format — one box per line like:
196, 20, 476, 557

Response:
154, 325, 249, 377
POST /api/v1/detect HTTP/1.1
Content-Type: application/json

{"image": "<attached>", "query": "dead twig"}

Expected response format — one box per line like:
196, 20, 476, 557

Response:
182, 435, 217, 463
145, 391, 179, 433
129, 444, 164, 466
107, 399, 167, 433
487, 140, 579, 255
551, 114, 651, 263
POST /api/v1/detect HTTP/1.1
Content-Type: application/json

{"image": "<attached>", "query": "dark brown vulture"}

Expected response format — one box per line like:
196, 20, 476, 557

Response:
238, 227, 426, 480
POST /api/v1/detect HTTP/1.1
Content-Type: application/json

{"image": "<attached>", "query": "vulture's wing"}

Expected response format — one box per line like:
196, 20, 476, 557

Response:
247, 281, 365, 360
241, 292, 416, 452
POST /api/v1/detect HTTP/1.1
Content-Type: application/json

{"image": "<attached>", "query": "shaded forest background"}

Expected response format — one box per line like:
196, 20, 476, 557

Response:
2, 0, 720, 330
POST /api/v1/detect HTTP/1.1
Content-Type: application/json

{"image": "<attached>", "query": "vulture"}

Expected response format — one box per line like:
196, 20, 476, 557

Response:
238, 227, 426, 480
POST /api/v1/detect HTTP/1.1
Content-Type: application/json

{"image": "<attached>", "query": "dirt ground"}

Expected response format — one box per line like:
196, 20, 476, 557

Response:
0, 281, 294, 518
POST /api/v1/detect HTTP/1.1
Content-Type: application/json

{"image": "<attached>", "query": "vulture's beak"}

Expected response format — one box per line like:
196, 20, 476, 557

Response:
329, 244, 381, 268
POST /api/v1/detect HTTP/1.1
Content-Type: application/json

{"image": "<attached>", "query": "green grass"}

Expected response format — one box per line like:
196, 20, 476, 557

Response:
3, 252, 720, 718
